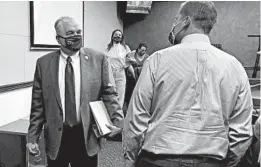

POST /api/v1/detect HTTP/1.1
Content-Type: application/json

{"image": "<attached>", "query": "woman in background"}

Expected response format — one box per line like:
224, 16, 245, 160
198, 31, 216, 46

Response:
127, 43, 149, 78
105, 29, 135, 109
125, 43, 149, 108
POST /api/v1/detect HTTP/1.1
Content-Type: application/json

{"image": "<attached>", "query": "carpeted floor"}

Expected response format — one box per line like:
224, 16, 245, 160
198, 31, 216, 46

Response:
98, 140, 124, 167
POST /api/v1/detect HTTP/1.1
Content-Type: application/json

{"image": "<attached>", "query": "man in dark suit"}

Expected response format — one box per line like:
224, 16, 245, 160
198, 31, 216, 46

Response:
26, 16, 123, 167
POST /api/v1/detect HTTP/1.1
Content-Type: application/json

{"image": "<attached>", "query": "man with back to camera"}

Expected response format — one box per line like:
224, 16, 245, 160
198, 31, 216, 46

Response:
26, 16, 123, 167
123, 1, 253, 167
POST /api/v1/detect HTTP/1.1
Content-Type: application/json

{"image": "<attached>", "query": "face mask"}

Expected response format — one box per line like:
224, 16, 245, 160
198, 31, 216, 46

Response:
58, 35, 82, 52
112, 36, 122, 43
139, 51, 145, 56
138, 49, 146, 56
168, 16, 190, 45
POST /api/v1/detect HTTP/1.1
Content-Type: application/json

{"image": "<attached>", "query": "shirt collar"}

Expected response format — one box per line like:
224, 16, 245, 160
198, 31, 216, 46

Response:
113, 43, 122, 47
60, 49, 80, 62
181, 34, 211, 44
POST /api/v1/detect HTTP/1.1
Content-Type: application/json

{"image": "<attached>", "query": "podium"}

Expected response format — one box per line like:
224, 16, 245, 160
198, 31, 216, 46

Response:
0, 117, 46, 167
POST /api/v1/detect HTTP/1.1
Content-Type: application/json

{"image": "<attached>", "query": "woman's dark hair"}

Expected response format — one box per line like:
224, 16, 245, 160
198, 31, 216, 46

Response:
107, 29, 127, 51
136, 43, 147, 51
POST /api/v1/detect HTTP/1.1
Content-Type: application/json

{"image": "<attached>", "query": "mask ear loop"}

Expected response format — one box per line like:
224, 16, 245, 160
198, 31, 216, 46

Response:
56, 34, 82, 40
169, 16, 191, 45
183, 16, 191, 30
171, 16, 190, 35
168, 31, 175, 45
57, 35, 66, 39
168, 19, 181, 45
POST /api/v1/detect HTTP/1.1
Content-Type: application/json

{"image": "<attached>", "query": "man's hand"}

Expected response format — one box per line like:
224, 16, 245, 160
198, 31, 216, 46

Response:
106, 124, 122, 138
26, 143, 40, 156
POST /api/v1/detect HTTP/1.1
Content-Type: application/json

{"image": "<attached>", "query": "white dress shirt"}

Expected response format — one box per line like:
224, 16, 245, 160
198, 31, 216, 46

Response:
105, 43, 131, 70
123, 34, 253, 167
59, 50, 81, 123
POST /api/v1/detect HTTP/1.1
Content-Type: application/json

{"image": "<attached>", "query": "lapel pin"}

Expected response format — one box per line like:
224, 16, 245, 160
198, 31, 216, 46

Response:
84, 56, 88, 60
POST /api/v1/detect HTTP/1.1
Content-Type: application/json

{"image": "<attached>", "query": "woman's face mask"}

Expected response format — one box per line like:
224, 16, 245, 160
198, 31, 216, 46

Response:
112, 36, 122, 43
168, 16, 190, 45
58, 34, 83, 52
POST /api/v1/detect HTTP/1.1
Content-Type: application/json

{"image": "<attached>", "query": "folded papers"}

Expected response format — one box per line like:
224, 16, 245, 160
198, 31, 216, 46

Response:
89, 101, 113, 137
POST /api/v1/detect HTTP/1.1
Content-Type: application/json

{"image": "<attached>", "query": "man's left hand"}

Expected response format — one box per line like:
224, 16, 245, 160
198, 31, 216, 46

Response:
106, 124, 122, 137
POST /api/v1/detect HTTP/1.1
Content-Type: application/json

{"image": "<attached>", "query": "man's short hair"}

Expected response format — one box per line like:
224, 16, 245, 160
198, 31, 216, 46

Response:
54, 16, 76, 33
179, 1, 217, 34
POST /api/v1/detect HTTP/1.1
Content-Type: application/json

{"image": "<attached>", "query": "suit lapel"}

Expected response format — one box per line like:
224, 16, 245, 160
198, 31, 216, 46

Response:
49, 49, 91, 110
80, 49, 91, 106
50, 50, 63, 110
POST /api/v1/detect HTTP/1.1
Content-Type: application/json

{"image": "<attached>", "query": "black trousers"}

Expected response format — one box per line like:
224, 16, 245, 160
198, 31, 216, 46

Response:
47, 124, 97, 167
125, 74, 136, 109
136, 151, 223, 167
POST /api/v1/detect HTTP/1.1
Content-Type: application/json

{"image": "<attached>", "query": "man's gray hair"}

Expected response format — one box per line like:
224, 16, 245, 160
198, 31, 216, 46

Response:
179, 1, 217, 34
54, 16, 76, 33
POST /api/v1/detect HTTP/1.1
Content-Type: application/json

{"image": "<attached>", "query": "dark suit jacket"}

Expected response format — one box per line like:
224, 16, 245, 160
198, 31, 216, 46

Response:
27, 48, 123, 160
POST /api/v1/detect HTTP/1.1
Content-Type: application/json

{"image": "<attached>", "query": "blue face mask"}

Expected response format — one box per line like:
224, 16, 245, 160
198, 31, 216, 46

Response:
58, 35, 82, 52
168, 16, 190, 45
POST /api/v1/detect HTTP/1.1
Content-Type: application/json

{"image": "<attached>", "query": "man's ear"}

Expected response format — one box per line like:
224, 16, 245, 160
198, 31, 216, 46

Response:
56, 36, 61, 44
183, 16, 191, 27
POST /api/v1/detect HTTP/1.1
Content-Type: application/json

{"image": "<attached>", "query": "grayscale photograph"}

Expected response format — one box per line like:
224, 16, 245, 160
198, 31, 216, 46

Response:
0, 1, 260, 167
